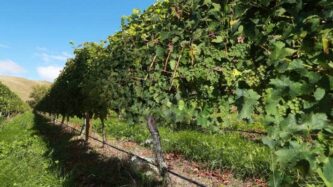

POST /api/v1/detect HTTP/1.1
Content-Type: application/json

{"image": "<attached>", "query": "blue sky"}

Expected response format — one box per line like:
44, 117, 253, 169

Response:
0, 0, 156, 81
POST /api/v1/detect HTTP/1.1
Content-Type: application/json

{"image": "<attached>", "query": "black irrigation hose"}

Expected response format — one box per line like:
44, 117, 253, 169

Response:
222, 128, 267, 135
42, 113, 265, 186
61, 123, 207, 187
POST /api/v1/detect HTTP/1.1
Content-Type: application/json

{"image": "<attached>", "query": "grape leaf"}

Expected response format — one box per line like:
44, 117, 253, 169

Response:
238, 89, 260, 120
314, 88, 325, 101
212, 36, 223, 43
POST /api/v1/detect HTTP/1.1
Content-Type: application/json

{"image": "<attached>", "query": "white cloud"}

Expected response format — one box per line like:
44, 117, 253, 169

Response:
37, 66, 63, 82
0, 59, 25, 75
37, 52, 72, 63
36, 46, 48, 52
34, 48, 70, 81
35, 47, 72, 63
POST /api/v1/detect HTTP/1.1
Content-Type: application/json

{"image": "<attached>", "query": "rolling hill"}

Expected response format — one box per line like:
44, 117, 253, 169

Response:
0, 75, 51, 101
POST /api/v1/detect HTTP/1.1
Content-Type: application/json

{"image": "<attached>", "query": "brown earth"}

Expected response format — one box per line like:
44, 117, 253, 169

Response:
53, 119, 267, 187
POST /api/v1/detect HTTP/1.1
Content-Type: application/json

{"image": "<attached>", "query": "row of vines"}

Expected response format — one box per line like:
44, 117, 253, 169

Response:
0, 82, 28, 117
36, 0, 333, 186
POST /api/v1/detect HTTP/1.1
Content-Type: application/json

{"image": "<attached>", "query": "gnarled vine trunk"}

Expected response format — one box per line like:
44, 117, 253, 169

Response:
147, 115, 169, 181
66, 116, 69, 125
85, 113, 91, 142
60, 115, 65, 126
52, 114, 56, 123
101, 118, 106, 147
80, 118, 86, 135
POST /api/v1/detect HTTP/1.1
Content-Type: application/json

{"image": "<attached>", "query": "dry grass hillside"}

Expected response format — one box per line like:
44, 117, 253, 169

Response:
0, 75, 51, 101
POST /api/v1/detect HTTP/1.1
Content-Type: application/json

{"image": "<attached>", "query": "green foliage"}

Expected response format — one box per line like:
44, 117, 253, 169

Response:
27, 84, 50, 108
37, 0, 333, 185
36, 42, 109, 120
0, 82, 28, 117
317, 158, 333, 187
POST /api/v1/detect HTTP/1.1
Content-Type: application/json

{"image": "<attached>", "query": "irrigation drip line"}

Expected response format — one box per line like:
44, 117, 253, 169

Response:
60, 122, 207, 187
222, 128, 267, 135
44, 113, 265, 187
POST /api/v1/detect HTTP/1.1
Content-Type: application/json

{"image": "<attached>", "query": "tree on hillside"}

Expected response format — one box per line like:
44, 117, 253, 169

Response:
27, 85, 50, 108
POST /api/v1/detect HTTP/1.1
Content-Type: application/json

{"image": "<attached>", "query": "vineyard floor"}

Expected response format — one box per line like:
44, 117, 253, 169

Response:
0, 113, 161, 186
0, 113, 269, 186
69, 115, 270, 179
0, 113, 64, 186
53, 116, 268, 187
0, 113, 266, 187
34, 113, 162, 186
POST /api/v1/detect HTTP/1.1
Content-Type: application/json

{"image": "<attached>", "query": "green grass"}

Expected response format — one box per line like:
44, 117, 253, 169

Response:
0, 113, 64, 187
0, 111, 270, 185
218, 113, 267, 133
0, 113, 162, 186
85, 117, 271, 179
35, 114, 162, 186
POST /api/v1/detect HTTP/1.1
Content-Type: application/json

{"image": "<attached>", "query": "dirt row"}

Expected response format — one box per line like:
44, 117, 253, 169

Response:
54, 120, 266, 187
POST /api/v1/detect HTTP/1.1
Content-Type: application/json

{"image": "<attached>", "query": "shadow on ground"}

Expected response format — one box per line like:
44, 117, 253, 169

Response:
32, 113, 161, 187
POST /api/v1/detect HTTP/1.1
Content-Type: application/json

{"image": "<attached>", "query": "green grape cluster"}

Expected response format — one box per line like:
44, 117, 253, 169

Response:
276, 98, 303, 117
222, 64, 239, 87
228, 43, 250, 58
277, 104, 288, 117
257, 65, 267, 77
287, 98, 303, 115
244, 70, 260, 87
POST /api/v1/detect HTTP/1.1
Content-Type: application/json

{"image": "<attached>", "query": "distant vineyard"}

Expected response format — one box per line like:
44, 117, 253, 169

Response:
36, 0, 333, 186
0, 82, 28, 117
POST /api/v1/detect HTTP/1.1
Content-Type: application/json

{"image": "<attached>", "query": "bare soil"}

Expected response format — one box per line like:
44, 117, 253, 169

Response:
55, 120, 267, 187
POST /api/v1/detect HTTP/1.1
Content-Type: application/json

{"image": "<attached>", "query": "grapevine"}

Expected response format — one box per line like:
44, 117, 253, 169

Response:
36, 0, 333, 185
0, 82, 28, 117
